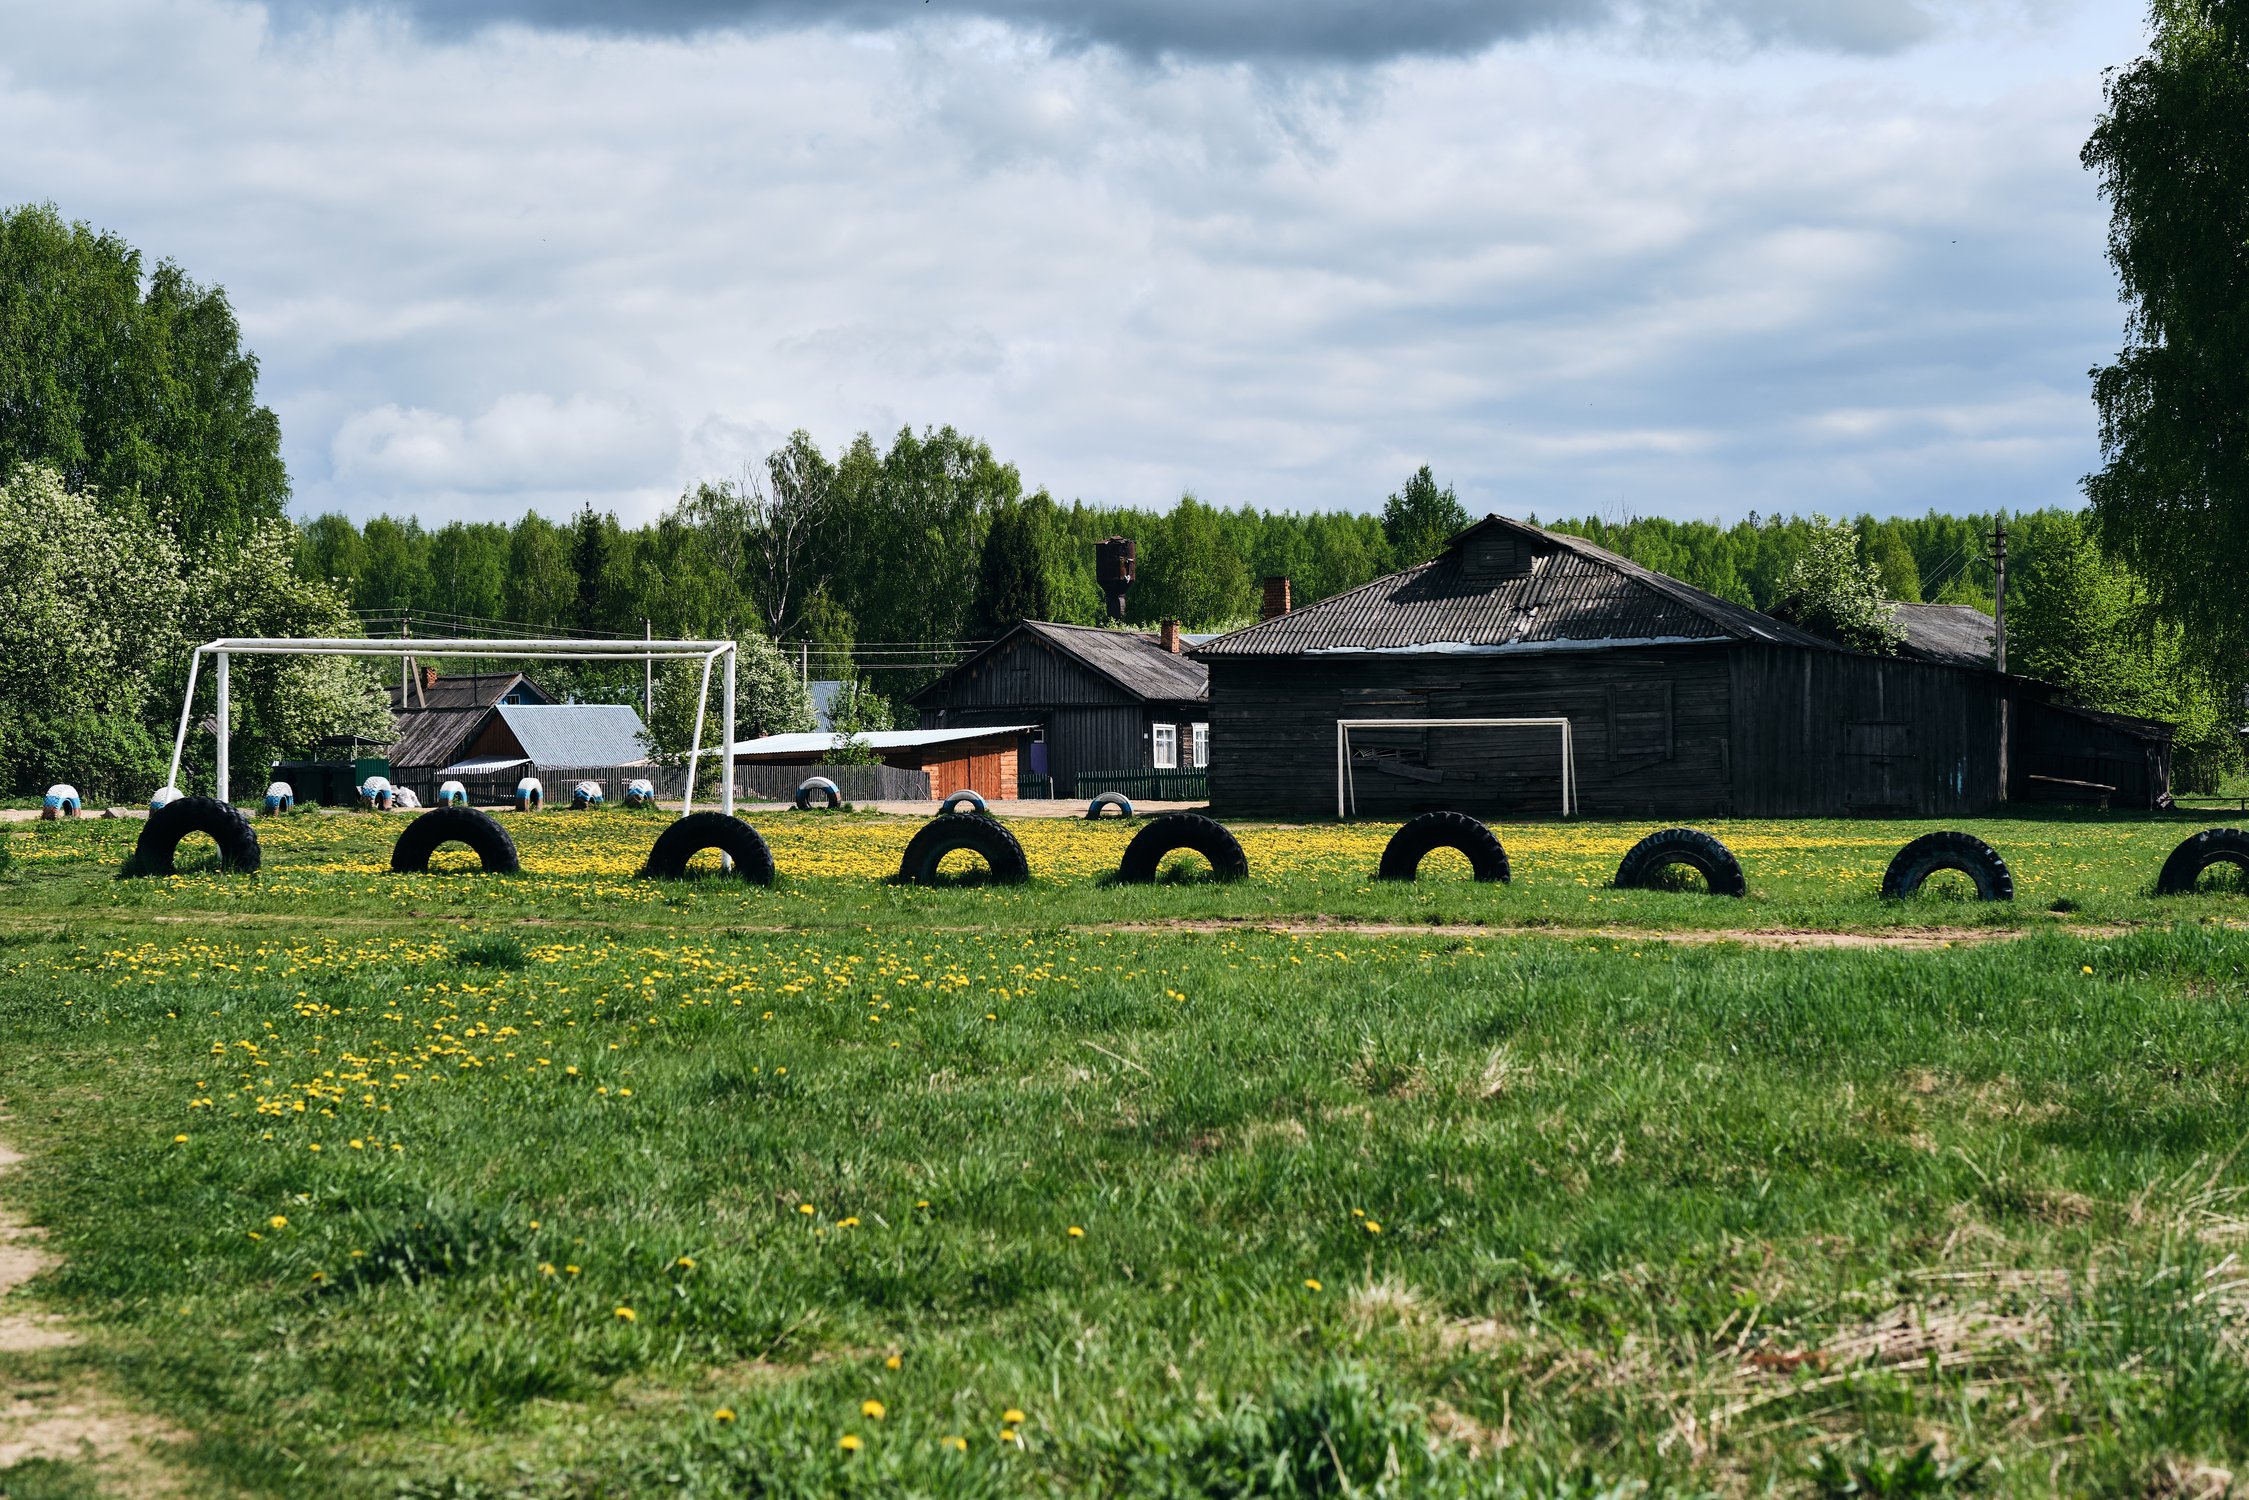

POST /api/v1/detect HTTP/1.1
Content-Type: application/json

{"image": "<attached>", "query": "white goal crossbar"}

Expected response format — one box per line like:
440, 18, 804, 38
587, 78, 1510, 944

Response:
166, 636, 739, 821
1336, 718, 1578, 819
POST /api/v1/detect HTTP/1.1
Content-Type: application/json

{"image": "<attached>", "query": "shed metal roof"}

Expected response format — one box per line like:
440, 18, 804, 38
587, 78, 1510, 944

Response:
1193, 515, 1834, 658
491, 703, 652, 768
731, 724, 1036, 760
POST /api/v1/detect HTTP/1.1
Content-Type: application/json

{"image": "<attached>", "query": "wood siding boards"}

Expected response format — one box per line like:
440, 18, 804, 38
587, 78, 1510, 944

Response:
1724, 645, 2005, 817
1207, 646, 1734, 818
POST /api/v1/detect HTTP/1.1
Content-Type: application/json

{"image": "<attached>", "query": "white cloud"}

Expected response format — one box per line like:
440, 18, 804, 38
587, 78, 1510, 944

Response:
0, 0, 2146, 526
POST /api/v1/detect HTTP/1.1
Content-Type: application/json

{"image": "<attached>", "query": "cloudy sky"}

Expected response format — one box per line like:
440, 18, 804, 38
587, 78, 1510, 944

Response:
0, 0, 2147, 526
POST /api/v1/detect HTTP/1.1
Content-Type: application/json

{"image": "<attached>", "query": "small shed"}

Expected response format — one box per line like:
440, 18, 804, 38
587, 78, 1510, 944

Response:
909, 620, 1210, 797
730, 725, 1036, 801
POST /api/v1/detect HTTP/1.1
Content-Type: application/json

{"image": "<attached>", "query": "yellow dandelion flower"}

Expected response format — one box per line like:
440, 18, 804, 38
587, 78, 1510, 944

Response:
941, 1435, 967, 1451
798, 1203, 815, 1215
269, 1215, 289, 1229
172, 1134, 189, 1144
614, 1306, 636, 1321
713, 1407, 736, 1423
838, 1434, 862, 1452
565, 1264, 580, 1275
885, 1354, 902, 1370
999, 1427, 1019, 1443
1362, 1220, 1382, 1234
838, 1216, 860, 1227
539, 1262, 556, 1276
862, 1399, 886, 1419
1003, 1408, 1026, 1424
676, 1256, 695, 1268
1304, 1278, 1323, 1291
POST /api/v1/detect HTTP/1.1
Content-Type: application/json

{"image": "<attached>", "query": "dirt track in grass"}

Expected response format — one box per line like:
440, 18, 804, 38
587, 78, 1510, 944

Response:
1089, 917, 2142, 948
0, 1127, 186, 1492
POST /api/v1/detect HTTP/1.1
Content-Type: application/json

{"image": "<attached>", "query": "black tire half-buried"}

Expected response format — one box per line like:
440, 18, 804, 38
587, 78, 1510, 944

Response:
2154, 828, 2249, 896
897, 812, 1030, 885
1612, 827, 1746, 898
1880, 830, 2013, 901
794, 777, 841, 811
1377, 811, 1510, 882
129, 795, 262, 877
1115, 812, 1248, 884
640, 812, 776, 885
390, 806, 521, 875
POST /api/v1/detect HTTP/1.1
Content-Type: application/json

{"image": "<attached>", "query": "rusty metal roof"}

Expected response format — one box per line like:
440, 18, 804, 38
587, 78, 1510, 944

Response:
1193, 515, 1836, 658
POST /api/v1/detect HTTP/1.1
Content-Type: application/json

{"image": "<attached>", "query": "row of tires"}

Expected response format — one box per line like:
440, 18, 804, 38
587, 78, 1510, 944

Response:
117, 797, 2249, 897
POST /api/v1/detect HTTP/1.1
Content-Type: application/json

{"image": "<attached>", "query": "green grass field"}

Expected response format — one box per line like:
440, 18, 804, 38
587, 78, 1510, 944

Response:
2, 808, 2247, 1498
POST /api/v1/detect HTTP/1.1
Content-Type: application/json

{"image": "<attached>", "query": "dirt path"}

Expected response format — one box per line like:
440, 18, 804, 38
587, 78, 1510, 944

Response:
1089, 918, 2138, 948
0, 1120, 185, 1492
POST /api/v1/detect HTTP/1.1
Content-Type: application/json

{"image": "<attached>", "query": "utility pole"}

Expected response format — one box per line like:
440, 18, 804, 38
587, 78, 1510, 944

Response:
1990, 521, 2008, 673
644, 619, 653, 721
1991, 520, 2009, 802
800, 640, 809, 685
402, 615, 412, 706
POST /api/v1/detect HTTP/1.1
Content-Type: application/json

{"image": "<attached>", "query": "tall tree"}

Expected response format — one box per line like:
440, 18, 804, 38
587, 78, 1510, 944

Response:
967, 496, 1054, 638
0, 203, 288, 544
2082, 1, 2249, 673
1380, 465, 1469, 568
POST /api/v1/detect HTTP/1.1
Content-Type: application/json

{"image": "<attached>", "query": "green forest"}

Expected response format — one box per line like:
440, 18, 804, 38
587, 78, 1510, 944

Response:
3, 199, 2243, 799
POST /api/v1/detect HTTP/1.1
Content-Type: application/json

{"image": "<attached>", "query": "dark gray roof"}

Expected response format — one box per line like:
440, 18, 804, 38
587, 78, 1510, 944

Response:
1893, 603, 1997, 670
491, 703, 652, 768
386, 672, 553, 769
1022, 621, 1209, 701
1194, 515, 1834, 658
912, 620, 1209, 705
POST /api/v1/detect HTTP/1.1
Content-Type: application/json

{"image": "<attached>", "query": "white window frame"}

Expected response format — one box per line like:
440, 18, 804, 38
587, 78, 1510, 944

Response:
1190, 722, 1209, 769
1151, 722, 1179, 770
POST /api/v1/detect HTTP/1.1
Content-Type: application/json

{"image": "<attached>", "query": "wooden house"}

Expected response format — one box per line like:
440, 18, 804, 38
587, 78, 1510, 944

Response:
910, 620, 1210, 796
1193, 515, 2174, 818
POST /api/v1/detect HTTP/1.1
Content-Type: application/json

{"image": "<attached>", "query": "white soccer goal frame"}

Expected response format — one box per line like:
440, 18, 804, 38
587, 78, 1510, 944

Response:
1335, 717, 1578, 819
166, 637, 740, 820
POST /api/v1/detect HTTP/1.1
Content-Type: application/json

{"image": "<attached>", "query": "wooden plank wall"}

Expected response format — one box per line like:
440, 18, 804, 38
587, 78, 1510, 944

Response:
2011, 701, 2169, 809
1725, 645, 2005, 816
1206, 646, 1734, 818
920, 749, 1018, 801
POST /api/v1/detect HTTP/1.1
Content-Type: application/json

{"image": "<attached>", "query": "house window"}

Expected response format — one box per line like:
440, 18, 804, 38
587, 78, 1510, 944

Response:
1152, 723, 1178, 769
1191, 722, 1209, 769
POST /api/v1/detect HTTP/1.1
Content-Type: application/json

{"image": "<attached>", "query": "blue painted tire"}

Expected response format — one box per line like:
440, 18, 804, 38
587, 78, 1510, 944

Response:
1086, 792, 1134, 820
795, 777, 841, 811
938, 789, 988, 815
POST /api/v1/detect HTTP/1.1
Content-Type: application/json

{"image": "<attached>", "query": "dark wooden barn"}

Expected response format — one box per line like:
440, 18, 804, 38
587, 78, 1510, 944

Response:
1194, 515, 2174, 819
910, 620, 1210, 797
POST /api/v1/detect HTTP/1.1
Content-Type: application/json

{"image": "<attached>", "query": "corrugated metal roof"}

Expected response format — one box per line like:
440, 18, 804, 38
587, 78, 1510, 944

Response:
731, 724, 1036, 759
493, 703, 652, 768
1194, 515, 1837, 657
1894, 603, 1997, 670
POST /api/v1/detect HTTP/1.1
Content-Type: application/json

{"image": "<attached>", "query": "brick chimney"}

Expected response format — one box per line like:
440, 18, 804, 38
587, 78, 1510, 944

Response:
1160, 618, 1181, 654
1260, 576, 1292, 622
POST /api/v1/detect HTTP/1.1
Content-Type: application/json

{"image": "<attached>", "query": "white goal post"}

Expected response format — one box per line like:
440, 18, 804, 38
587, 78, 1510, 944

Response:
166, 637, 740, 819
1335, 717, 1578, 819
